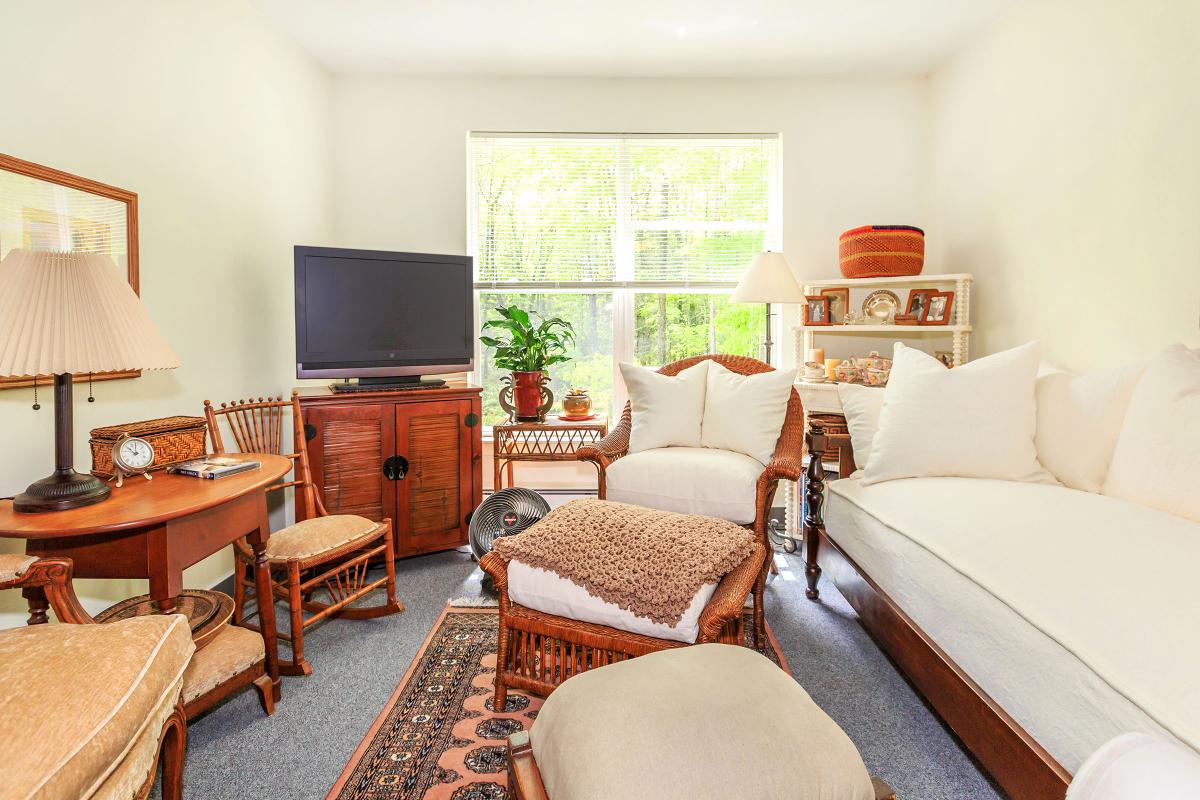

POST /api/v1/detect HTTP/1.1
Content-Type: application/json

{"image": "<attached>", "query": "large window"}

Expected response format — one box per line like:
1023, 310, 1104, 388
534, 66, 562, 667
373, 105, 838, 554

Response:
469, 133, 780, 426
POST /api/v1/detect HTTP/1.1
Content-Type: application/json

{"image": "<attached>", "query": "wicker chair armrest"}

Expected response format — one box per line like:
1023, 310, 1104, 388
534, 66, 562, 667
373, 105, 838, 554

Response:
479, 551, 510, 594
0, 557, 95, 624
696, 542, 766, 643
576, 403, 631, 465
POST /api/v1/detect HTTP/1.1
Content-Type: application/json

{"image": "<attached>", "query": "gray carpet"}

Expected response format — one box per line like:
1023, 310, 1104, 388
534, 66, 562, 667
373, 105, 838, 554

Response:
163, 549, 1003, 799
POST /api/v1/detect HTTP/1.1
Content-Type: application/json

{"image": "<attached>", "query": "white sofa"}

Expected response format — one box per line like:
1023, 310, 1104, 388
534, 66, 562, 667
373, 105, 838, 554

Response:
807, 343, 1200, 798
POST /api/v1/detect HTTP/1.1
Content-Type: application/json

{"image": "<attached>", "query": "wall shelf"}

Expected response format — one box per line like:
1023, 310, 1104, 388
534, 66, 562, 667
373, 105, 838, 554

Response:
794, 324, 972, 334
801, 272, 972, 289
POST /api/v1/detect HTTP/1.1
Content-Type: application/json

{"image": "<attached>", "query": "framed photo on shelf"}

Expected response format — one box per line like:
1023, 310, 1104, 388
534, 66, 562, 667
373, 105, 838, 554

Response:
804, 295, 833, 326
922, 291, 955, 325
818, 287, 850, 324
936, 350, 955, 368
904, 289, 933, 321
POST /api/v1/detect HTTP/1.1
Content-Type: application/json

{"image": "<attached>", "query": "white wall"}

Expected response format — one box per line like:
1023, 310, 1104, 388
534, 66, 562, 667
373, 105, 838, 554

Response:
0, 1, 331, 627
927, 0, 1200, 370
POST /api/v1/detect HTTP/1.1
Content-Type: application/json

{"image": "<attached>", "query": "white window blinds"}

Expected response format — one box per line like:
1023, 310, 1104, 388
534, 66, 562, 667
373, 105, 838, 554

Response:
469, 133, 779, 286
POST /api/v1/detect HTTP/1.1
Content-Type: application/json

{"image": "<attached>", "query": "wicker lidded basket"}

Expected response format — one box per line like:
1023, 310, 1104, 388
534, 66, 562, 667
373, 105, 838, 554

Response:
90, 416, 208, 478
838, 225, 925, 279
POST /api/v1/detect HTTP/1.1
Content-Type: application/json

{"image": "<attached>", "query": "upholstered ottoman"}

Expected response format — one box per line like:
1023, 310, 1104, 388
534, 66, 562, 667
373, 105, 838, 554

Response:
508, 644, 894, 800
480, 499, 766, 709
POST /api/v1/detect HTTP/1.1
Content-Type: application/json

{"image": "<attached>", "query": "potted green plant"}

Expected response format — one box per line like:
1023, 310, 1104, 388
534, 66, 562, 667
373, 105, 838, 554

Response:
480, 305, 576, 420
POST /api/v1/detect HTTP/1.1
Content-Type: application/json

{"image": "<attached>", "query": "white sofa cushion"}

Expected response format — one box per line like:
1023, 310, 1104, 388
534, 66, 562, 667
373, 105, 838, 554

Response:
1068, 733, 1200, 800
1104, 344, 1200, 522
829, 475, 1200, 760
1035, 362, 1144, 492
836, 382, 885, 470
862, 341, 1054, 486
606, 447, 761, 524
507, 559, 716, 643
700, 361, 796, 465
619, 360, 709, 453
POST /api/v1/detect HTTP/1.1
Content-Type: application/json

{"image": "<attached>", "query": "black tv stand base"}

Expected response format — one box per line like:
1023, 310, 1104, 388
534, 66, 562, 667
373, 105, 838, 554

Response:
331, 377, 447, 393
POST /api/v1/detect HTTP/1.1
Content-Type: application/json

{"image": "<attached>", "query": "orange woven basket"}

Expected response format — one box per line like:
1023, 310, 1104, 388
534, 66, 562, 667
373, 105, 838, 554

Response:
838, 225, 925, 279
90, 416, 208, 478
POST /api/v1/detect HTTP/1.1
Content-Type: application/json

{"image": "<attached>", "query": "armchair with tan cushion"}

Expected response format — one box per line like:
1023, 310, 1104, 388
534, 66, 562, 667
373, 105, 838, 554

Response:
0, 554, 193, 800
578, 354, 804, 646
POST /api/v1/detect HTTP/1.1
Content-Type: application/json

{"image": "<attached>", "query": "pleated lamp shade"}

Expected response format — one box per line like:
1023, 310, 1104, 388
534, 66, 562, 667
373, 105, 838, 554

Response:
730, 251, 806, 304
0, 249, 179, 377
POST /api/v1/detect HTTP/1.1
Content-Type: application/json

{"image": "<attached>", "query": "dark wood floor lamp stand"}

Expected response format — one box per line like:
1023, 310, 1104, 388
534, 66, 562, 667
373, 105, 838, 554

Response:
13, 373, 111, 513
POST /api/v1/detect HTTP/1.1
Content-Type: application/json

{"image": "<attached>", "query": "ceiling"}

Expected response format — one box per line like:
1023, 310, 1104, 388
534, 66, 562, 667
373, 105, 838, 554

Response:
249, 0, 1016, 78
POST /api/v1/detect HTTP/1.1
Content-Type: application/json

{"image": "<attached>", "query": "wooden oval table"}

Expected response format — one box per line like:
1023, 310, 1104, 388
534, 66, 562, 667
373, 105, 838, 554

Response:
0, 453, 291, 701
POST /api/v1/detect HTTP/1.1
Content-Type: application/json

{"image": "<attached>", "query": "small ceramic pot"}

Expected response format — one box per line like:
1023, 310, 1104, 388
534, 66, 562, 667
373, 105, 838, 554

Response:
835, 364, 863, 383
562, 392, 591, 417
866, 368, 891, 386
803, 361, 826, 381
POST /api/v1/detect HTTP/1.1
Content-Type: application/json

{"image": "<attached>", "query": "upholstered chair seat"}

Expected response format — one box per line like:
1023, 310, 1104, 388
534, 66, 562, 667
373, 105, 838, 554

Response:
262, 514, 385, 562
604, 446, 764, 524
0, 614, 194, 800
182, 624, 267, 704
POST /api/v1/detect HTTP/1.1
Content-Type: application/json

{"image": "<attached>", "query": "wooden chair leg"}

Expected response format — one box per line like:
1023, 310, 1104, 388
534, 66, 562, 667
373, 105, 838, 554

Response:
232, 557, 247, 626
383, 521, 402, 612
252, 672, 276, 715
159, 701, 187, 800
283, 562, 313, 676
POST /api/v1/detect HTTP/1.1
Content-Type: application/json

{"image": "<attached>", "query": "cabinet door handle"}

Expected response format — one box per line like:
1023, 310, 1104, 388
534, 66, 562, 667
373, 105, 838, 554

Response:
382, 455, 409, 481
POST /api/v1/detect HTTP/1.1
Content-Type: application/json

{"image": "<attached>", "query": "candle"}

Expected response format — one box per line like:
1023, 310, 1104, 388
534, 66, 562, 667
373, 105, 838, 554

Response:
807, 348, 825, 364
825, 358, 843, 381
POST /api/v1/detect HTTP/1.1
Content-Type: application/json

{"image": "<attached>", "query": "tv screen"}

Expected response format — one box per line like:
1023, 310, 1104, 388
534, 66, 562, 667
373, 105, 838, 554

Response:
294, 246, 474, 380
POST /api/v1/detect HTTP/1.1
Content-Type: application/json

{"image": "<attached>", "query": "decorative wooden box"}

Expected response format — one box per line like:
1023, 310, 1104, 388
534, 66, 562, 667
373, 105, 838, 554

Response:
90, 416, 208, 478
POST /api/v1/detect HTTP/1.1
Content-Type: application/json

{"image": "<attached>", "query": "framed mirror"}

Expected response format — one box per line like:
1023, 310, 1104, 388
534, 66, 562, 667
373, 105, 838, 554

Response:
0, 153, 140, 389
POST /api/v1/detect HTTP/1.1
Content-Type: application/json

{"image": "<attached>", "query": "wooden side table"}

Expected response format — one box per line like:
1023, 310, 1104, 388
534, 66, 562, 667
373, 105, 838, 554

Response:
0, 453, 292, 702
492, 415, 608, 490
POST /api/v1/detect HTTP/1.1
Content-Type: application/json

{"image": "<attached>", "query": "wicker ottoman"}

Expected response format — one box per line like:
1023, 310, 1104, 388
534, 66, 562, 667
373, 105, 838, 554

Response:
480, 522, 765, 710
508, 644, 894, 800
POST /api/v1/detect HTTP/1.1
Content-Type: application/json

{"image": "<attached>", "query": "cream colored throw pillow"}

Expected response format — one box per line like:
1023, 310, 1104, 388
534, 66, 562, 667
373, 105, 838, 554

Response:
619, 360, 709, 453
700, 361, 797, 465
862, 341, 1053, 486
1103, 344, 1200, 522
836, 382, 885, 471
1035, 361, 1145, 492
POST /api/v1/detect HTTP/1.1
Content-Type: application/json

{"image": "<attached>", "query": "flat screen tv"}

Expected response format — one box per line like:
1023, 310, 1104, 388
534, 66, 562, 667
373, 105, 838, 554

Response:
294, 246, 474, 387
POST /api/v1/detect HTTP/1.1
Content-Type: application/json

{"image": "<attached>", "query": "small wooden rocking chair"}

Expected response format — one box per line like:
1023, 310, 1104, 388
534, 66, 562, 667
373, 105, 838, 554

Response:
204, 390, 403, 676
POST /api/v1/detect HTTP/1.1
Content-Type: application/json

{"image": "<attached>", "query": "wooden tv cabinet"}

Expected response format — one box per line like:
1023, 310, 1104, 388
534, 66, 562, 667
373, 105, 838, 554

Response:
295, 384, 483, 558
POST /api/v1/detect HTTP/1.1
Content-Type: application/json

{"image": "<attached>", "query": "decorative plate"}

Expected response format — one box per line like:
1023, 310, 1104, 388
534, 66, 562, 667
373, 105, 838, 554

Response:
556, 413, 599, 421
862, 290, 901, 322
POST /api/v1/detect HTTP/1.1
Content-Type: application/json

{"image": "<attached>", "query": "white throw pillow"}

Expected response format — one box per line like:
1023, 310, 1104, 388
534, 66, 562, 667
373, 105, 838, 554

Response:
861, 341, 1054, 486
836, 383, 885, 471
1035, 362, 1144, 492
701, 361, 797, 465
619, 360, 709, 453
1103, 344, 1200, 522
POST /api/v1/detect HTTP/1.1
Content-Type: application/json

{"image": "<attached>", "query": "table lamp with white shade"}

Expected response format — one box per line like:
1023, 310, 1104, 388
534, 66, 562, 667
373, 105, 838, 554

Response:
0, 249, 179, 512
731, 250, 806, 364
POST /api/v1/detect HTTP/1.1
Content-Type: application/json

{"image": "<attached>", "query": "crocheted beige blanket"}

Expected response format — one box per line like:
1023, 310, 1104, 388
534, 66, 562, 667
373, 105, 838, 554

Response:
491, 499, 756, 626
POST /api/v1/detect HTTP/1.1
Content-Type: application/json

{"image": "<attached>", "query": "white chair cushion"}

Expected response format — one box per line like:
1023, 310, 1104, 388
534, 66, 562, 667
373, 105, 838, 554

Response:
1104, 344, 1200, 522
529, 644, 876, 800
606, 447, 762, 524
863, 341, 1055, 486
619, 360, 709, 453
1035, 361, 1144, 492
507, 559, 716, 643
700, 361, 797, 465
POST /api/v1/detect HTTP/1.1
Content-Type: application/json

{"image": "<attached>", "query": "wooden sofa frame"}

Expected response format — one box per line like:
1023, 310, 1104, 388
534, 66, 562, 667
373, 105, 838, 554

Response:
1, 558, 187, 800
480, 542, 765, 710
803, 426, 1072, 800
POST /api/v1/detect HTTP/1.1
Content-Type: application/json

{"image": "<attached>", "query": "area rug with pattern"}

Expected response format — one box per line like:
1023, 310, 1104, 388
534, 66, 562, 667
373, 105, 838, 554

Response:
326, 606, 787, 800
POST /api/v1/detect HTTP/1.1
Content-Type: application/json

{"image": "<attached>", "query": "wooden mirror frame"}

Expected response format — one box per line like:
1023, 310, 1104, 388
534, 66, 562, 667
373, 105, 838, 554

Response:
0, 153, 141, 389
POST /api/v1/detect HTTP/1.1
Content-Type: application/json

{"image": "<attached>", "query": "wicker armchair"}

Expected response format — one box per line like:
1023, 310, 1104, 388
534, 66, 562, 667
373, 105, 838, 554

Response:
577, 354, 804, 647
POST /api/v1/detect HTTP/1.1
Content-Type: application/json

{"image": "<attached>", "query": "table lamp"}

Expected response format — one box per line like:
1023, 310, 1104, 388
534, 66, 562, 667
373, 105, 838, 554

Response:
0, 249, 179, 512
731, 251, 805, 364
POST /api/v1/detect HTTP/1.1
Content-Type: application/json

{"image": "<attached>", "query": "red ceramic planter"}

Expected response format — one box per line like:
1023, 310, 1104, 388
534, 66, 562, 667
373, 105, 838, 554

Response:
511, 370, 544, 420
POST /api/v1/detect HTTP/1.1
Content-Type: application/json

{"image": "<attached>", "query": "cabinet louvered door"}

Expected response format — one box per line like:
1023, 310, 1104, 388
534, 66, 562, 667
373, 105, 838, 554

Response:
394, 400, 472, 556
304, 403, 395, 524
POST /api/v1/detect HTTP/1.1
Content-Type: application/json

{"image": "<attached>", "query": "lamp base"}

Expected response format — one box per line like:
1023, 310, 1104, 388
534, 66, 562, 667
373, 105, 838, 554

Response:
13, 470, 111, 513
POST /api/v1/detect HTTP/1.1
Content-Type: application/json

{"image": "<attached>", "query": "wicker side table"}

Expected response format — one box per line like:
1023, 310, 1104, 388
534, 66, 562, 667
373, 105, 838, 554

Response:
492, 415, 608, 491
